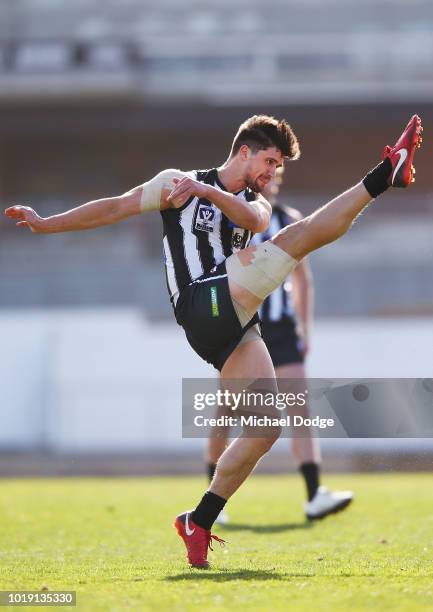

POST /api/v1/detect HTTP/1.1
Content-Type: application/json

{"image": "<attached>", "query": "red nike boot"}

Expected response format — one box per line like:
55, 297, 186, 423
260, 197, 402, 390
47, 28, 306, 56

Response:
174, 511, 225, 569
382, 114, 423, 187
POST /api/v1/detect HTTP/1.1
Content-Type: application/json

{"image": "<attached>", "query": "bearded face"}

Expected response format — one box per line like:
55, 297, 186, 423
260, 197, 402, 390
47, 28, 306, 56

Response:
242, 147, 284, 193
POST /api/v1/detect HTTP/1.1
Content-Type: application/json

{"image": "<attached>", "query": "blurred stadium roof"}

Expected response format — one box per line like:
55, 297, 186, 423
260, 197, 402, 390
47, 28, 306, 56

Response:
0, 0, 432, 104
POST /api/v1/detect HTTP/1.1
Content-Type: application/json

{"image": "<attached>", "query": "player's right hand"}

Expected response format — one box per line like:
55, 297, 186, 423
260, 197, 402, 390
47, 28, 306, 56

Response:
167, 177, 208, 208
4, 205, 46, 233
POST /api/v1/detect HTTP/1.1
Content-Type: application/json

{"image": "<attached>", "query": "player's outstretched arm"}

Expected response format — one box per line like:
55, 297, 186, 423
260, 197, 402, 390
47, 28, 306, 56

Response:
4, 187, 144, 234
3, 169, 188, 234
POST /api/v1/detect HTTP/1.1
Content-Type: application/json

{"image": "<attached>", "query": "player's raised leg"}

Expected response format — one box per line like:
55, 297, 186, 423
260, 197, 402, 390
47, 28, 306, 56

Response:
226, 115, 422, 318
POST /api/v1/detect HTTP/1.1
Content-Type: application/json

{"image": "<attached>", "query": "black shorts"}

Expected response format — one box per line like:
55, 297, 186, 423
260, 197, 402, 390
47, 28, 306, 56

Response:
260, 316, 304, 367
175, 261, 260, 371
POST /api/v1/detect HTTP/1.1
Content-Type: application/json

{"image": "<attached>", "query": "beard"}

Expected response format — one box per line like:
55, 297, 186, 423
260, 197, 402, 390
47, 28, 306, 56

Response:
245, 173, 269, 193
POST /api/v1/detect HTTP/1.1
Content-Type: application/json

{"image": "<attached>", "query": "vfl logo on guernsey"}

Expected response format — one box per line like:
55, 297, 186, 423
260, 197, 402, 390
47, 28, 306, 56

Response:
195, 203, 215, 233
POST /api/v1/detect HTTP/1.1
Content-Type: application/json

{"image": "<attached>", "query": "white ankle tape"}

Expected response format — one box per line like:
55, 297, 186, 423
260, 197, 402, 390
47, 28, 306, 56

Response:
226, 241, 298, 300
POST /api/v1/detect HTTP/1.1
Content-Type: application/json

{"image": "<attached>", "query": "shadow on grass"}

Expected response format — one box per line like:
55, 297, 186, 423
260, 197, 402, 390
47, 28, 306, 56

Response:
165, 569, 314, 582
217, 520, 314, 534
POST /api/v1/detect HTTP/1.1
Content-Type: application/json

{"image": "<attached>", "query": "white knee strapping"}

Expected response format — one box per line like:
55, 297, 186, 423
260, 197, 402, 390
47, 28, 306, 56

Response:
139, 169, 190, 212
226, 241, 298, 300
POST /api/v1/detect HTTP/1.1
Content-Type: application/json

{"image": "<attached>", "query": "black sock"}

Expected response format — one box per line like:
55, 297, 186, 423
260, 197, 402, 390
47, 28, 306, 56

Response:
207, 462, 217, 483
362, 158, 392, 198
191, 491, 227, 530
300, 462, 320, 501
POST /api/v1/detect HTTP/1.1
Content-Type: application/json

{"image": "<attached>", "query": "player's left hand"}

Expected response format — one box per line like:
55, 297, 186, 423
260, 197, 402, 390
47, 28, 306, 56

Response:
167, 177, 208, 208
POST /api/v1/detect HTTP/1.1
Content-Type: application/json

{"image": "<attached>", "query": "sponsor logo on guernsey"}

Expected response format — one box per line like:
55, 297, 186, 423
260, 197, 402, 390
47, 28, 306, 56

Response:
210, 286, 219, 317
195, 203, 215, 232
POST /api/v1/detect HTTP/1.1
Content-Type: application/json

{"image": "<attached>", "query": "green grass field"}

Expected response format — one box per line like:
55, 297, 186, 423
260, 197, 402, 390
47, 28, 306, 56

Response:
0, 474, 432, 611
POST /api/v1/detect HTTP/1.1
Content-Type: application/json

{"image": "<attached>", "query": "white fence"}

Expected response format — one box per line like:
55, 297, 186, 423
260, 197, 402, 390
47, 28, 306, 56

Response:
1, 309, 433, 454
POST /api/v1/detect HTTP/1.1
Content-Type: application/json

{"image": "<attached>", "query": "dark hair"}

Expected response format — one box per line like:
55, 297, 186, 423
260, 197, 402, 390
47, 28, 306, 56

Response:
230, 115, 300, 160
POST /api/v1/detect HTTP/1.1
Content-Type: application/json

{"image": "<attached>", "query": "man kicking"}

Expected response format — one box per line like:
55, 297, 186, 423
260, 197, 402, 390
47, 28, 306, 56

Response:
206, 168, 353, 525
5, 114, 422, 569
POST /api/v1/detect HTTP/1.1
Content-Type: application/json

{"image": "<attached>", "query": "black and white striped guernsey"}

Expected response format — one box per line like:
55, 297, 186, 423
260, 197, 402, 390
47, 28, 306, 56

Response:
251, 205, 296, 322
161, 168, 257, 306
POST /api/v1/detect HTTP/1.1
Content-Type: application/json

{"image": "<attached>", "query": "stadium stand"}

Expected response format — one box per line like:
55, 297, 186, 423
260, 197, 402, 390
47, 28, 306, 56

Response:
0, 0, 432, 316
0, 0, 432, 102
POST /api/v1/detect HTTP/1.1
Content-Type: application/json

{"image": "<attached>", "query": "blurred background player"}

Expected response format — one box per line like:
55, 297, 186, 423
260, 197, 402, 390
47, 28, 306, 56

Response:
206, 168, 353, 524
